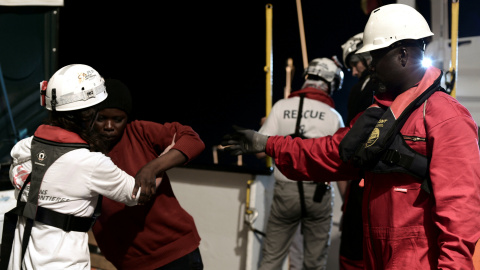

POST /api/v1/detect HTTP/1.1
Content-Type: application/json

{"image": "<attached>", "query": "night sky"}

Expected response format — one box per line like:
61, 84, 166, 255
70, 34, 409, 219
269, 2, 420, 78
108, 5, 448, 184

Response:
56, 0, 392, 167
1, 1, 477, 170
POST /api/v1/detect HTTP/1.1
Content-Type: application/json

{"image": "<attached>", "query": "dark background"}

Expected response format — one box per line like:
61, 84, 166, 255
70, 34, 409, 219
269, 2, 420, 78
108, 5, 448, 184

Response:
1, 0, 479, 180
56, 0, 386, 168
12, 0, 479, 170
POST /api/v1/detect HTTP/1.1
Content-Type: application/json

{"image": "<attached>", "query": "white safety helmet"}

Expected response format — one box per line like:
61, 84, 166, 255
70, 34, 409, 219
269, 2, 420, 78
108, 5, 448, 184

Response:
303, 57, 344, 93
356, 4, 434, 54
40, 64, 107, 111
341, 32, 372, 70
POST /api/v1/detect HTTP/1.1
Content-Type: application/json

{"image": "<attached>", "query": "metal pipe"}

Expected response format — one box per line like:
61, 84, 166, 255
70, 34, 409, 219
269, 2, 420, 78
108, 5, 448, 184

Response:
296, 0, 308, 69
449, 0, 459, 98
284, 58, 294, 99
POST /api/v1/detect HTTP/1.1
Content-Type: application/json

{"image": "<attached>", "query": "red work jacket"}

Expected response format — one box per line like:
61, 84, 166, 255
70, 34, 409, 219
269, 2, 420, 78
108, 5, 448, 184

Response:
266, 67, 480, 269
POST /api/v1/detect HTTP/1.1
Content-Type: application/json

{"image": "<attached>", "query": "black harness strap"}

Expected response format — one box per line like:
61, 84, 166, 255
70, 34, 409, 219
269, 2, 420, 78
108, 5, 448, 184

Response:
292, 94, 330, 230
294, 93, 306, 138
21, 219, 33, 264
297, 182, 307, 219
0, 137, 103, 269
375, 134, 429, 180
338, 73, 445, 195
293, 94, 308, 228
0, 174, 30, 270
35, 205, 101, 232
372, 101, 433, 193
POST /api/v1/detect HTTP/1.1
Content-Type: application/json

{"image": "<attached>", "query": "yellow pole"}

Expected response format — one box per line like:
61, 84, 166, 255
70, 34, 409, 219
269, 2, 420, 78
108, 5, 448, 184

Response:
265, 4, 273, 168
245, 179, 254, 215
265, 4, 273, 116
449, 0, 459, 98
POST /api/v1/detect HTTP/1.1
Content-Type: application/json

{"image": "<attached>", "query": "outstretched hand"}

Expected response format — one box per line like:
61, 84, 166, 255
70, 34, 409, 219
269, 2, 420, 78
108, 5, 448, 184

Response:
220, 125, 269, 155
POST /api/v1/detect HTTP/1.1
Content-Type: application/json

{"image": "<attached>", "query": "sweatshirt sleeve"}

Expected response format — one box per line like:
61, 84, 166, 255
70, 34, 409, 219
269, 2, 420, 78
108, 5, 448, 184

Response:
89, 153, 139, 206
167, 122, 205, 161
427, 107, 480, 268
137, 121, 205, 163
9, 136, 33, 190
265, 127, 358, 182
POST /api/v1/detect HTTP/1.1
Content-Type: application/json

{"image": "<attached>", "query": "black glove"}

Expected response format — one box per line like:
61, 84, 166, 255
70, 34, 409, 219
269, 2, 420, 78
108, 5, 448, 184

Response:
220, 125, 269, 155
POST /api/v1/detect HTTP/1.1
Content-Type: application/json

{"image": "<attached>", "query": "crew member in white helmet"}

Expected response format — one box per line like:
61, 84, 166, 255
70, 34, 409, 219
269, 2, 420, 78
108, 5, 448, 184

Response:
256, 57, 344, 270
222, 4, 480, 269
2, 64, 156, 270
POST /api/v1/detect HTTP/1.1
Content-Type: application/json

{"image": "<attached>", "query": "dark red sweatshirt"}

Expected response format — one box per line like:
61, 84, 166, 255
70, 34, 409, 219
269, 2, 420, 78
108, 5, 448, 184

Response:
92, 120, 205, 269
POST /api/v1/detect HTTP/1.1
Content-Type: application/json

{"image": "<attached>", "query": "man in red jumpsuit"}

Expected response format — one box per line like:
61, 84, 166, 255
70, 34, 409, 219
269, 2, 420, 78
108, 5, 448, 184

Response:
222, 4, 480, 269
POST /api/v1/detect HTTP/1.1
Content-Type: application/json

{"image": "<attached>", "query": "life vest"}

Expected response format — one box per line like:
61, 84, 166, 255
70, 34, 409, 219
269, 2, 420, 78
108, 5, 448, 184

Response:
338, 73, 445, 194
0, 136, 102, 270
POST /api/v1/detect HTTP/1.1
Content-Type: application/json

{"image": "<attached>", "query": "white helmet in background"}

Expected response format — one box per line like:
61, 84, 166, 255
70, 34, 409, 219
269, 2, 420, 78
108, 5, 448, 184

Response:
303, 57, 344, 93
40, 64, 107, 111
341, 32, 372, 70
356, 4, 434, 54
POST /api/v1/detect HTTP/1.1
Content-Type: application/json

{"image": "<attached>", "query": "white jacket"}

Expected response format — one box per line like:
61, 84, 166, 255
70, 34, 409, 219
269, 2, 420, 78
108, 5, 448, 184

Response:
8, 133, 139, 270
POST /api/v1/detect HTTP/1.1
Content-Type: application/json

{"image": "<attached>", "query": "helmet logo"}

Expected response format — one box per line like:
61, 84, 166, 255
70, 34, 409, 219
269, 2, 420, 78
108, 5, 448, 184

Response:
77, 70, 97, 84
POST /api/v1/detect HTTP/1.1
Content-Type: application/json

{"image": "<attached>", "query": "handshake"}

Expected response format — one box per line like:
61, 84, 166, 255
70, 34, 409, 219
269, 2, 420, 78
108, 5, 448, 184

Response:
220, 125, 269, 155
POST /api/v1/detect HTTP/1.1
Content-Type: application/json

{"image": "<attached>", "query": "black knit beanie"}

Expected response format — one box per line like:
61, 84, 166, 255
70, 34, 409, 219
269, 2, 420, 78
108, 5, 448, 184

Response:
98, 78, 132, 117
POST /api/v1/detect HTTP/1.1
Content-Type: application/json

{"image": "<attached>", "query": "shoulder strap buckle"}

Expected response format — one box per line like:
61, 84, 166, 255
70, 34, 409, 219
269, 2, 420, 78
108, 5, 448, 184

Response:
382, 149, 402, 164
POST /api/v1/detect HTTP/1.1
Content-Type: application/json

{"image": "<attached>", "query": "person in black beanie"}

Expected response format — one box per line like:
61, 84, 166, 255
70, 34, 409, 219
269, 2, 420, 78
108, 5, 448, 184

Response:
98, 78, 133, 117
94, 78, 133, 150
91, 79, 206, 270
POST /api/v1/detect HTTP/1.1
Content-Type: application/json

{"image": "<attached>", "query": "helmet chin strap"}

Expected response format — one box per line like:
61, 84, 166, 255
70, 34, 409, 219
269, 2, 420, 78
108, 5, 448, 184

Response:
51, 88, 57, 112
